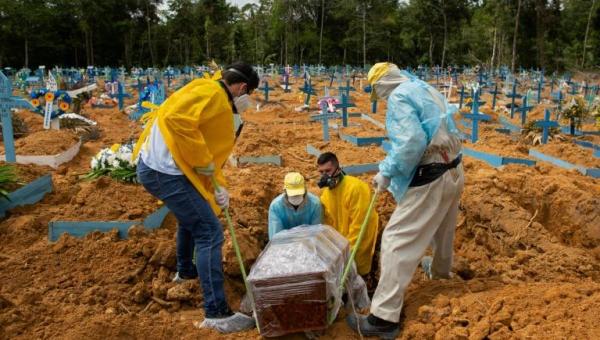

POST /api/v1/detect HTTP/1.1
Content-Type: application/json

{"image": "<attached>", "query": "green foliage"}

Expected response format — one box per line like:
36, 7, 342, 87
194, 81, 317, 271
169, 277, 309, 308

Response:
0, 0, 598, 70
0, 164, 21, 200
561, 96, 591, 128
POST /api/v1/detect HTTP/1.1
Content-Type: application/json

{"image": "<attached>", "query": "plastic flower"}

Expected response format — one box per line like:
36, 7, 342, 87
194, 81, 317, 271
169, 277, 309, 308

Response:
45, 92, 55, 102
59, 102, 69, 111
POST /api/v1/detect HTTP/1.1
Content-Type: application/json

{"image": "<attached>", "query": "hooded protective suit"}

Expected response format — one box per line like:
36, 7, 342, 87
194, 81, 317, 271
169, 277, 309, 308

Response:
364, 62, 464, 324
368, 63, 461, 202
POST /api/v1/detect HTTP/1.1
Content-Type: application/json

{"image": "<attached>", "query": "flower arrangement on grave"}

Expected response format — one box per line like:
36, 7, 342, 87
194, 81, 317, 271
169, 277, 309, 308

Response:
561, 95, 590, 133
29, 89, 72, 118
317, 97, 340, 113
84, 143, 137, 183
0, 164, 21, 199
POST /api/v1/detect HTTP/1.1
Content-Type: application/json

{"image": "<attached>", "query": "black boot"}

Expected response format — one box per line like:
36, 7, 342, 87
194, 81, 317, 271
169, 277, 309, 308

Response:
346, 313, 400, 339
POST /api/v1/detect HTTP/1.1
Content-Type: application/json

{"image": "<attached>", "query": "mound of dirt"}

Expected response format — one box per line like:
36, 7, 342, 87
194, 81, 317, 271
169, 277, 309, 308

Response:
0, 129, 79, 156
0, 162, 52, 193
533, 141, 600, 168
57, 176, 159, 221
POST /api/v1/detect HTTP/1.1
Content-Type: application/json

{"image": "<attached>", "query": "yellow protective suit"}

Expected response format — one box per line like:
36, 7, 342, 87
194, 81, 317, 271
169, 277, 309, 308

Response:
320, 175, 379, 275
133, 79, 234, 215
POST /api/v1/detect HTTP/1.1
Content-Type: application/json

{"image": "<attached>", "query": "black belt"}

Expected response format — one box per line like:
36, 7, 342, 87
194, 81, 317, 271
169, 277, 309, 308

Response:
409, 154, 462, 187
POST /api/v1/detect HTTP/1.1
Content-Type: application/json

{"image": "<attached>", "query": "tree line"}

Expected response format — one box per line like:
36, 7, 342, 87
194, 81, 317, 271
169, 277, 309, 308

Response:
0, 0, 598, 72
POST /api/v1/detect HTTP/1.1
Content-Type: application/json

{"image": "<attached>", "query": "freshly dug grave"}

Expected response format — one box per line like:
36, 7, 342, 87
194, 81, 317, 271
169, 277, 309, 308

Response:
54, 176, 160, 221
0, 162, 51, 193
462, 124, 533, 159
533, 140, 600, 168
13, 109, 44, 133
1, 161, 51, 184
0, 129, 79, 156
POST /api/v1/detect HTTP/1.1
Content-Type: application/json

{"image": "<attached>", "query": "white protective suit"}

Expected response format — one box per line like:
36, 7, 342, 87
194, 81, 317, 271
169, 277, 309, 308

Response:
369, 63, 465, 323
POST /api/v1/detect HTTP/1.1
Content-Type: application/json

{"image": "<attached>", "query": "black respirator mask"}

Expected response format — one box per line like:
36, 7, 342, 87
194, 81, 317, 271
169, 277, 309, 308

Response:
318, 168, 345, 189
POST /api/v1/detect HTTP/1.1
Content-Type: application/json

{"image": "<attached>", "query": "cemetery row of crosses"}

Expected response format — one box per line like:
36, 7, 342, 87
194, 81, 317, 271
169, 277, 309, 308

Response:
0, 62, 599, 339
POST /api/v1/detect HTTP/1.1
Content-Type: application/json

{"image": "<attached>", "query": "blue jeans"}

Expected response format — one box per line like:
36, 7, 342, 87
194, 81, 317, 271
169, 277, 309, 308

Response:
137, 159, 230, 318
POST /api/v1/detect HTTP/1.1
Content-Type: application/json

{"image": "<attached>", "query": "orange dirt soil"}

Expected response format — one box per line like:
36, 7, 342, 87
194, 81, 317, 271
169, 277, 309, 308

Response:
0, 76, 599, 339
0, 129, 79, 156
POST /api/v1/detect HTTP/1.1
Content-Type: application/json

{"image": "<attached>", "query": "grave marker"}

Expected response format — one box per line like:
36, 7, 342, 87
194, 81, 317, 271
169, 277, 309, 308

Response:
0, 72, 33, 162
534, 109, 559, 144
337, 80, 355, 98
300, 79, 316, 107
311, 101, 338, 141
516, 95, 533, 125
506, 80, 521, 119
259, 81, 274, 102
462, 88, 491, 143
334, 93, 356, 127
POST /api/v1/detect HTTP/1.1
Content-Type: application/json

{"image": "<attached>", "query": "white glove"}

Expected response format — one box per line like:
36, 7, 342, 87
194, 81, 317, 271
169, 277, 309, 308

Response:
215, 188, 229, 209
372, 172, 390, 193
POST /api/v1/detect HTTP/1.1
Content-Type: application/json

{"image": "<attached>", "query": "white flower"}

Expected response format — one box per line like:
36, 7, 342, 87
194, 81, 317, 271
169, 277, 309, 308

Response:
119, 152, 132, 163
91, 158, 98, 169
112, 159, 120, 168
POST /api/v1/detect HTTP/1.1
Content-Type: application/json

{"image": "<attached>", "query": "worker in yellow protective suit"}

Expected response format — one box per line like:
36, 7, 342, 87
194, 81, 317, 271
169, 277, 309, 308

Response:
133, 62, 259, 333
317, 152, 379, 276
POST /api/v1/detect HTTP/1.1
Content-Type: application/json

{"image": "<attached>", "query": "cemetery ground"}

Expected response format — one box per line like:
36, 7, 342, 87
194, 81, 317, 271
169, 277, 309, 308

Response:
0, 77, 599, 340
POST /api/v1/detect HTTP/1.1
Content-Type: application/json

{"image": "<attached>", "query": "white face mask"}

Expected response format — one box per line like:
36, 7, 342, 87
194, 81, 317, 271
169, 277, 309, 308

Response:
234, 94, 252, 113
287, 195, 304, 207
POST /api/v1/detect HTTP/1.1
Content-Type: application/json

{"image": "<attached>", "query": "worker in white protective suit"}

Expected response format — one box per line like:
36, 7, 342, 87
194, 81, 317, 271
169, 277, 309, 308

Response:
347, 62, 464, 339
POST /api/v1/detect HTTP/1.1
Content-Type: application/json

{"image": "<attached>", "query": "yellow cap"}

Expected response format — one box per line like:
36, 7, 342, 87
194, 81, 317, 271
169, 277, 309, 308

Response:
367, 62, 393, 85
284, 172, 306, 196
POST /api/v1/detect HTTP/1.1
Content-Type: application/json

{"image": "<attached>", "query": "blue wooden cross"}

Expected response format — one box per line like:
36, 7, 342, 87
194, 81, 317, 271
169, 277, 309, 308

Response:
506, 80, 522, 119
0, 72, 33, 162
338, 80, 355, 98
551, 90, 564, 111
534, 109, 559, 144
259, 81, 274, 102
110, 68, 118, 82
311, 101, 339, 141
462, 88, 491, 143
117, 82, 131, 111
300, 79, 316, 107
516, 95, 534, 125
487, 83, 498, 110
335, 93, 356, 127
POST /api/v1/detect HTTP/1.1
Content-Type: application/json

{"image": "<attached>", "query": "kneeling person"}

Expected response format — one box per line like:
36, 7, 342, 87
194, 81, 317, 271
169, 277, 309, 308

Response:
268, 172, 322, 239
317, 152, 379, 276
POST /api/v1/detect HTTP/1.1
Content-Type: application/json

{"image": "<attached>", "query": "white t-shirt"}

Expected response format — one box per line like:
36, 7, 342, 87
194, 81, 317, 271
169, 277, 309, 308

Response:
140, 121, 183, 175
